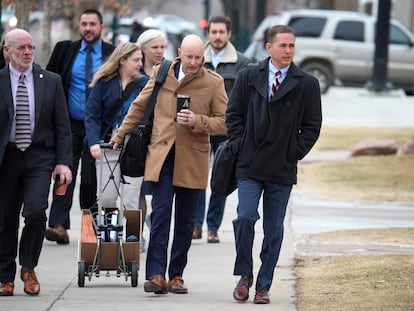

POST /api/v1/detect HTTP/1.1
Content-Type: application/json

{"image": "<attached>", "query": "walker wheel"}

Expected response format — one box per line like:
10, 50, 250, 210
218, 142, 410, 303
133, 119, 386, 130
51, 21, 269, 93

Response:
130, 261, 138, 287
78, 261, 86, 287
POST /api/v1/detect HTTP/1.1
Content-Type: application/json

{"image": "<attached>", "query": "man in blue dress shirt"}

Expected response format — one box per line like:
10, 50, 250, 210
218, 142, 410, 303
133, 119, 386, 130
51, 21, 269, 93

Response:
44, 9, 115, 245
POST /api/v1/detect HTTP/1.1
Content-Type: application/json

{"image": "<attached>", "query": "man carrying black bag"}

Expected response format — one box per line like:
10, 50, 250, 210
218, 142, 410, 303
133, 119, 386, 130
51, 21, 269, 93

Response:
227, 25, 322, 304
110, 34, 227, 295
118, 59, 171, 178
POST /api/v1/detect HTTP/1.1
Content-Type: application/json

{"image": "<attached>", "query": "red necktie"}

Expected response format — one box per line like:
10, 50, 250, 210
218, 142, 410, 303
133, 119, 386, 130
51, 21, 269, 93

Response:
271, 71, 282, 96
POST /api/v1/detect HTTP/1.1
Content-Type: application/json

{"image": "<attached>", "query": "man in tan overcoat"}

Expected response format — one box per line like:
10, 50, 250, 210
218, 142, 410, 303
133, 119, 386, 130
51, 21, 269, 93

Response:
111, 34, 227, 295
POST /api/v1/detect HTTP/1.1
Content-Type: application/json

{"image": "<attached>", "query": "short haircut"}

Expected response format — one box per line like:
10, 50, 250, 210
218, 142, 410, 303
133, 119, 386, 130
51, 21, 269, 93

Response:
266, 25, 295, 43
81, 9, 103, 24
207, 16, 232, 32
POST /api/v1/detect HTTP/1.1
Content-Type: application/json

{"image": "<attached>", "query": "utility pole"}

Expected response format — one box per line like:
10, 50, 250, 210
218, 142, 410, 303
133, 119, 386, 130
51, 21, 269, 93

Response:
256, 0, 266, 28
204, 0, 210, 22
368, 0, 392, 92
201, 0, 210, 31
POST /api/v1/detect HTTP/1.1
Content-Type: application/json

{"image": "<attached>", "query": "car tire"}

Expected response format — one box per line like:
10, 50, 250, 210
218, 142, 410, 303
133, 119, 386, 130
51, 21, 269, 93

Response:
302, 63, 333, 94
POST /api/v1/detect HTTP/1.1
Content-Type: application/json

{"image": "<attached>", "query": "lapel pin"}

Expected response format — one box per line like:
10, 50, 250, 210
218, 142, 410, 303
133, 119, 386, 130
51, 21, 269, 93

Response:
40, 73, 44, 79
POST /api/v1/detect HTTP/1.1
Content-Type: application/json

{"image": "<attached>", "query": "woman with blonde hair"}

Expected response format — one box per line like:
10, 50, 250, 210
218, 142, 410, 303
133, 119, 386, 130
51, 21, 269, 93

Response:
85, 42, 149, 213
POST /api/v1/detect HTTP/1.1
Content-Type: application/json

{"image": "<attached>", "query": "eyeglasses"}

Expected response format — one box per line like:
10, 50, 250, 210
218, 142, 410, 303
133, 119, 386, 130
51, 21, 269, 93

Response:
13, 45, 36, 51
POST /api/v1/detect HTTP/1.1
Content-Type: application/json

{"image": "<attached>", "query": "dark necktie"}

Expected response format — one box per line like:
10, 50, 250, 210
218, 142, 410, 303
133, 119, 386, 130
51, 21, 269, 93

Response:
85, 46, 93, 99
15, 74, 32, 151
271, 70, 282, 97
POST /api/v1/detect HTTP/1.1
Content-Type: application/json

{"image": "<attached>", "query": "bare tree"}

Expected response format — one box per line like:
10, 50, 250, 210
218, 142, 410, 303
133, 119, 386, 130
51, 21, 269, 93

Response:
9, 0, 131, 65
42, 0, 55, 65
15, 0, 31, 30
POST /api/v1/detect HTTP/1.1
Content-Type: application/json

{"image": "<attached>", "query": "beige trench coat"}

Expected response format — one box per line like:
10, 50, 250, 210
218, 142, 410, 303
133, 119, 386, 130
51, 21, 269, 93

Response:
111, 58, 228, 189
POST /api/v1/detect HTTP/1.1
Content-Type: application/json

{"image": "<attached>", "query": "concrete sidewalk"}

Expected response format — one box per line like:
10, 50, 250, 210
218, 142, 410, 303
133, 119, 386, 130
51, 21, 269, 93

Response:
0, 190, 296, 311
1, 86, 412, 310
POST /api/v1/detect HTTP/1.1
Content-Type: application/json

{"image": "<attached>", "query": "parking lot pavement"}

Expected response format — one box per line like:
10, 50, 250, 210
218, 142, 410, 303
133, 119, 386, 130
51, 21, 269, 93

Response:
321, 86, 414, 128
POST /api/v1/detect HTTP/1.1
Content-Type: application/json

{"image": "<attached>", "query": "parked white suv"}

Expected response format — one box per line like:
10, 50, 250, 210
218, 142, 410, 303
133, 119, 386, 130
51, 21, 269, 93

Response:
244, 9, 414, 94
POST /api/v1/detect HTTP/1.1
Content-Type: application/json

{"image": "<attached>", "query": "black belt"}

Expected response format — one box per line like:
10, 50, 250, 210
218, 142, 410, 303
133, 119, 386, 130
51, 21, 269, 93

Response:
7, 142, 17, 149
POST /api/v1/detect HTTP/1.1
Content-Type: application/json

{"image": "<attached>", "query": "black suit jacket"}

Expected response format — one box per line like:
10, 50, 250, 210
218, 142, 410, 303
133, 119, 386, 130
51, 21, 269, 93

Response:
46, 39, 115, 98
226, 59, 322, 185
0, 65, 73, 168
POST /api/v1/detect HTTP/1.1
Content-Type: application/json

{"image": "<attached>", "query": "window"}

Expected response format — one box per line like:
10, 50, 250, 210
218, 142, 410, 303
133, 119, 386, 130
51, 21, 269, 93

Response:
389, 24, 411, 45
334, 21, 364, 42
288, 17, 326, 38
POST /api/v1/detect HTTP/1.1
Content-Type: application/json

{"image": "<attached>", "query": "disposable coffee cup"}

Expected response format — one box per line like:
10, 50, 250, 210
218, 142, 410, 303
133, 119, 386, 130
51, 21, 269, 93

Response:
55, 175, 67, 196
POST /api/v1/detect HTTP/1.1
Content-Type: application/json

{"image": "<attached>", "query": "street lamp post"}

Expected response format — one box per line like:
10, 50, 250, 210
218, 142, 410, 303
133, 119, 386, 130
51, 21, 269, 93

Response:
368, 0, 393, 92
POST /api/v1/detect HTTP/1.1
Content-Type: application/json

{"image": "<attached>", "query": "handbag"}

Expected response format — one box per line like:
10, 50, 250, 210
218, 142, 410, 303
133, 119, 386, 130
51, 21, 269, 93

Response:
210, 139, 239, 196
119, 59, 172, 177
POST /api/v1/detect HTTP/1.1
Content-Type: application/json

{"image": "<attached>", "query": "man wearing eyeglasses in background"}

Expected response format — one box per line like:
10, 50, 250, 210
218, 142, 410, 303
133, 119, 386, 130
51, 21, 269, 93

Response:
44, 9, 115, 245
0, 28, 72, 296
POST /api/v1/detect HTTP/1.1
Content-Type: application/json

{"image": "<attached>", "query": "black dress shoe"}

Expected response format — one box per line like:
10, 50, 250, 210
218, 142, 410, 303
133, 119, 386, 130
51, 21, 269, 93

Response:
233, 275, 253, 302
0, 282, 14, 296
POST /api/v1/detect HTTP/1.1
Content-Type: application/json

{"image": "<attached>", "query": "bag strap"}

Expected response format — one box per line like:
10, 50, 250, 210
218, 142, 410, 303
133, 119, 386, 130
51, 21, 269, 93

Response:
141, 58, 172, 125
101, 78, 140, 140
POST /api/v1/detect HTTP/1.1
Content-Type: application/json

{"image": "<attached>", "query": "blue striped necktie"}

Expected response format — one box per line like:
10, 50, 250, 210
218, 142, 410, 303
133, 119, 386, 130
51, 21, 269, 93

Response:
15, 74, 32, 151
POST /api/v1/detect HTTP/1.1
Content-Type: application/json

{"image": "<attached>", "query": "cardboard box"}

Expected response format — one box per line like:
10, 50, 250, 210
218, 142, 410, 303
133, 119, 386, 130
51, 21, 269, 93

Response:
79, 209, 141, 270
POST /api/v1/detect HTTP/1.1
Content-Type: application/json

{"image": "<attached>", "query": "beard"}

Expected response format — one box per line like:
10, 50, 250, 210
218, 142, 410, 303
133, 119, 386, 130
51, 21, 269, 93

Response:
211, 40, 227, 51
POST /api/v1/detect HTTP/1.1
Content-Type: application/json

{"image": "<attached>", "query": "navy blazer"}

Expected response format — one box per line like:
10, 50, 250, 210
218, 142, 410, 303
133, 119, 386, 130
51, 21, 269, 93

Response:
0, 65, 73, 168
46, 39, 115, 99
84, 75, 149, 147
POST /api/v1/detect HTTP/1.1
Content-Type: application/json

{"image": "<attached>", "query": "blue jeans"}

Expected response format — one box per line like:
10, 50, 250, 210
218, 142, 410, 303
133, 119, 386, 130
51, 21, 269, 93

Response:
233, 177, 292, 291
194, 135, 227, 231
194, 189, 227, 231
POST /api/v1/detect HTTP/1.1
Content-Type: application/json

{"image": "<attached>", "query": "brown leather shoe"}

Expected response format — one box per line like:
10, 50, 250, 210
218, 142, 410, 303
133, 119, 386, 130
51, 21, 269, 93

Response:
233, 275, 253, 302
144, 274, 168, 294
192, 226, 202, 239
0, 282, 14, 296
45, 225, 69, 244
207, 230, 220, 243
168, 275, 188, 294
20, 269, 40, 296
254, 289, 270, 304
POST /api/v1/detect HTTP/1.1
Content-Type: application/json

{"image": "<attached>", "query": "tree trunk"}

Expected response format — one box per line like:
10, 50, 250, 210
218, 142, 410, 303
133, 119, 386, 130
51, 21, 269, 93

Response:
15, 0, 31, 31
42, 0, 51, 66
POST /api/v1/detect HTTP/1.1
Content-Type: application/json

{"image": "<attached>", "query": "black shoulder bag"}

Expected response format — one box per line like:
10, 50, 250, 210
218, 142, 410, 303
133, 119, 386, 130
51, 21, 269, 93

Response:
119, 59, 172, 177
210, 139, 239, 196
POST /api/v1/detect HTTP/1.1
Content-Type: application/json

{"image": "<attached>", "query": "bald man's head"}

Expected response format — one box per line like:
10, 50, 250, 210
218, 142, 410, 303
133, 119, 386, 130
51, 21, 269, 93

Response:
5, 28, 32, 46
180, 34, 204, 50
178, 34, 205, 76
4, 28, 34, 72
